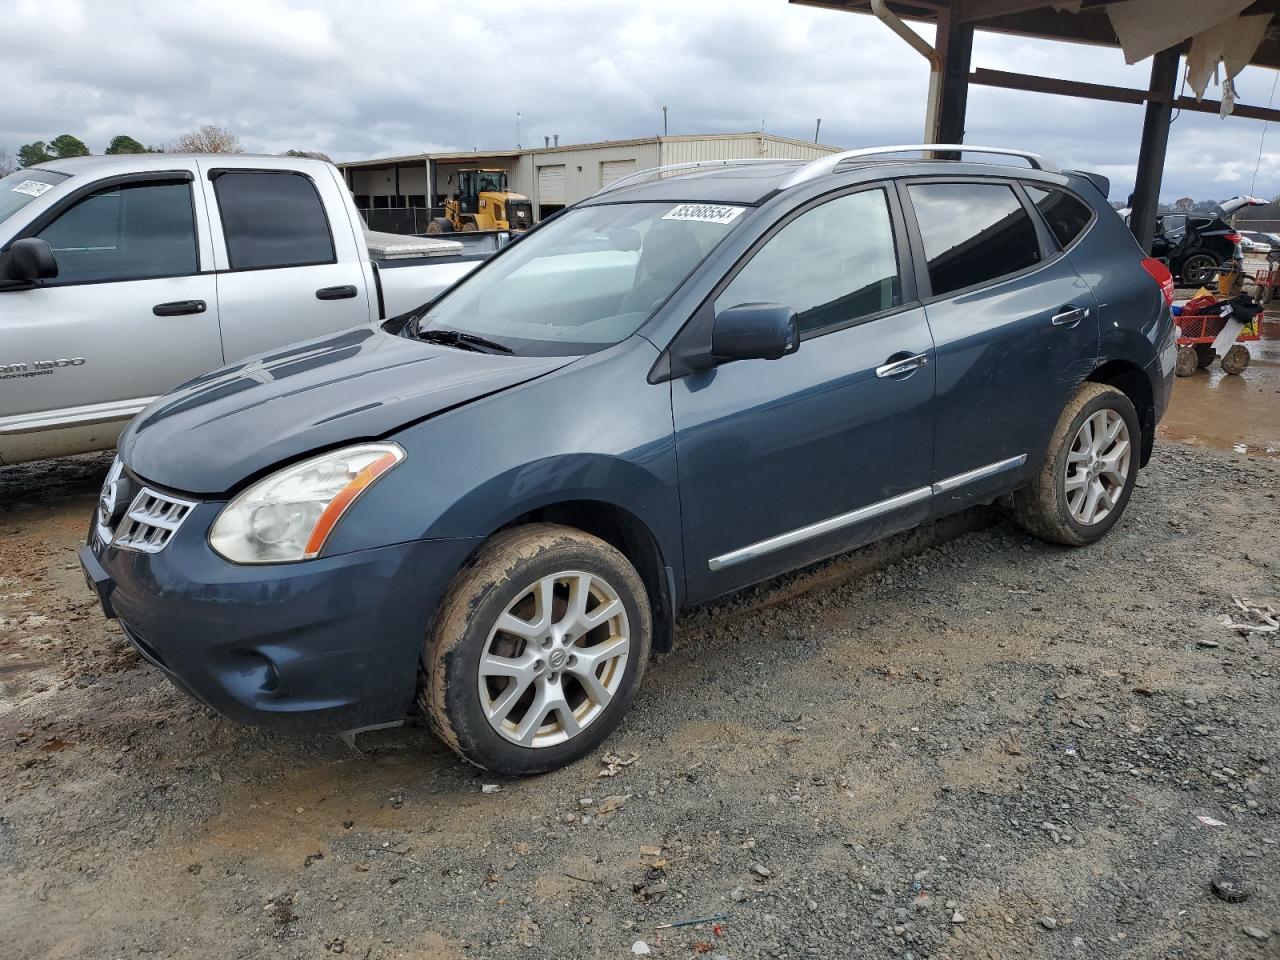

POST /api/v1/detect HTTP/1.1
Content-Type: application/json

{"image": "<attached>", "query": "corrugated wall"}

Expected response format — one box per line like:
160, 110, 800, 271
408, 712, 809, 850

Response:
659, 135, 840, 165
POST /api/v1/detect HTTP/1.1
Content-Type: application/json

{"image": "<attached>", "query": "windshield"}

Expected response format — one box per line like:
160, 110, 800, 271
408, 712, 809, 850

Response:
0, 169, 69, 228
475, 171, 507, 193
416, 201, 746, 355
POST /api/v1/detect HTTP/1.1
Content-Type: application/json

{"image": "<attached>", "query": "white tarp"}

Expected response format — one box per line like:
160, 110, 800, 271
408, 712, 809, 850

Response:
1106, 0, 1254, 65
1105, 0, 1274, 116
1184, 12, 1273, 112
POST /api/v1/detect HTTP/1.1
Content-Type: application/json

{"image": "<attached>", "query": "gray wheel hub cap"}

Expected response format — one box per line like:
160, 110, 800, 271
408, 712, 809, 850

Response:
478, 570, 630, 748
1065, 408, 1131, 525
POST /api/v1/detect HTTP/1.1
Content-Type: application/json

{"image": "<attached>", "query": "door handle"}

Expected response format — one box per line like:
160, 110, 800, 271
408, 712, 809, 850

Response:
152, 300, 207, 317
1051, 306, 1090, 327
875, 353, 930, 379
316, 285, 358, 301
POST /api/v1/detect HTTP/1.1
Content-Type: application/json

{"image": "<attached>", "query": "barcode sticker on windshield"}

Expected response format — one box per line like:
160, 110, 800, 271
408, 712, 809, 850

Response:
11, 180, 54, 198
662, 203, 745, 224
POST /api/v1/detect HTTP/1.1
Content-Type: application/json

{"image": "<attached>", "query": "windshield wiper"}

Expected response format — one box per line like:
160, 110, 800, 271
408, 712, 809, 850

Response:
417, 328, 513, 355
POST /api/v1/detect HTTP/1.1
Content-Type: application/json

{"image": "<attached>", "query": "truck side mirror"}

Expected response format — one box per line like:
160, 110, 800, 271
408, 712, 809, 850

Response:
1, 238, 59, 286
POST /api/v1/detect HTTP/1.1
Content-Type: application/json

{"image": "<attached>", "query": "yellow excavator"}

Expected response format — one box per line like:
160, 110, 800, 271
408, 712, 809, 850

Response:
426, 169, 533, 233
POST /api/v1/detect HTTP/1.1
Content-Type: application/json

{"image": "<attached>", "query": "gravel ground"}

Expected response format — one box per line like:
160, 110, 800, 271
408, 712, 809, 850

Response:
0, 438, 1276, 960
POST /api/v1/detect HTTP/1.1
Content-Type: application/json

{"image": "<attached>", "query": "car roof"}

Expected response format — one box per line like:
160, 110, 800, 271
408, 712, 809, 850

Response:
581, 156, 1078, 207
29, 153, 335, 178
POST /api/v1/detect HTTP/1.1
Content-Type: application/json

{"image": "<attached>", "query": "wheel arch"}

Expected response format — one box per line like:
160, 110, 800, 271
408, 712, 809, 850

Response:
491, 499, 679, 655
1088, 359, 1155, 466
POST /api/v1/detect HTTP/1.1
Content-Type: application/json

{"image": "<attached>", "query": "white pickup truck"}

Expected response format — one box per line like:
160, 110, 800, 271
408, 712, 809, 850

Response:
0, 154, 485, 464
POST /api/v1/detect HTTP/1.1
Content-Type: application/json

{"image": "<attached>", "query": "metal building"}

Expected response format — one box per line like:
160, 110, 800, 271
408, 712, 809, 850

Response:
339, 133, 841, 233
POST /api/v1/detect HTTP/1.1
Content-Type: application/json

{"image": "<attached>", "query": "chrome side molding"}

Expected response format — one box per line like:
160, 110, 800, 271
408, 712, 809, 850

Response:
707, 454, 1028, 571
931, 454, 1027, 494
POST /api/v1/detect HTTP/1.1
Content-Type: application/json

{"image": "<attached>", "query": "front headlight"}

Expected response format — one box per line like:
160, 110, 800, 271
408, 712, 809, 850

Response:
209, 443, 405, 564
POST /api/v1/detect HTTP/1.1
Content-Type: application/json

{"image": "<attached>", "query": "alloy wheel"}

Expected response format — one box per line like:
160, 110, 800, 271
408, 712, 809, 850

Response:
1181, 254, 1217, 286
477, 570, 630, 748
1065, 409, 1131, 525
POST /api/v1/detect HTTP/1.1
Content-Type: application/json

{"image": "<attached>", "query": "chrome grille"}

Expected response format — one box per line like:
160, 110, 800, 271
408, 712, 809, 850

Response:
112, 487, 198, 554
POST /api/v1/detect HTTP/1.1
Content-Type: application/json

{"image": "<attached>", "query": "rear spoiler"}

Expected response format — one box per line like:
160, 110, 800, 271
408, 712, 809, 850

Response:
1065, 169, 1110, 201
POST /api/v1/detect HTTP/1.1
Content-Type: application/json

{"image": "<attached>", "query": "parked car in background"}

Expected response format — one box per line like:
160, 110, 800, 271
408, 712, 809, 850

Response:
0, 155, 485, 465
1150, 211, 1242, 285
1239, 230, 1273, 255
81, 146, 1176, 775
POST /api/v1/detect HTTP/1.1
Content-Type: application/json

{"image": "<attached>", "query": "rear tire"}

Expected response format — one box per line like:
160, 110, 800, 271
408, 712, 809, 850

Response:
420, 524, 651, 775
1013, 383, 1140, 546
425, 218, 454, 234
1180, 253, 1219, 287
461, 221, 479, 232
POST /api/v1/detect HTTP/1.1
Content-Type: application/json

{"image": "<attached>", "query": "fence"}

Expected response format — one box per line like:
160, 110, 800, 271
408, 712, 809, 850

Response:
357, 207, 447, 236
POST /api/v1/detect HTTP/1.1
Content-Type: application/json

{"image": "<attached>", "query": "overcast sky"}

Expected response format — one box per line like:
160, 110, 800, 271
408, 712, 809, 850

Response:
3, 0, 1278, 202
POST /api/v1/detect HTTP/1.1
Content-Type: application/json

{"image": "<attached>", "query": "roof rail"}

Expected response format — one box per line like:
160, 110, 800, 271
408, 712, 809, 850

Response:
778, 144, 1059, 189
592, 158, 784, 197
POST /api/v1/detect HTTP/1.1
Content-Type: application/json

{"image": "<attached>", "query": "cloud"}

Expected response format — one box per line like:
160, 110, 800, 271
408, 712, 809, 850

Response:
1, 0, 1277, 201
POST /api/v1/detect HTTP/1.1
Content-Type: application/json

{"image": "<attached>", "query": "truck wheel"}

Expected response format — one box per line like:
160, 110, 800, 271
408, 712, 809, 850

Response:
421, 524, 651, 775
1194, 344, 1217, 369
1013, 383, 1140, 547
425, 218, 453, 234
1221, 344, 1250, 375
1174, 346, 1199, 377
460, 221, 479, 232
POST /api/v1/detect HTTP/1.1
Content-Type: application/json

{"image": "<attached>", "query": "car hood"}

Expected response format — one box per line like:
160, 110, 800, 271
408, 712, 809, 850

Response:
119, 326, 577, 495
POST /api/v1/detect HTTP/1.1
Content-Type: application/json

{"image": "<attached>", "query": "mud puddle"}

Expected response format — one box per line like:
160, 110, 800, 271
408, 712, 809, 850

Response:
1158, 315, 1280, 459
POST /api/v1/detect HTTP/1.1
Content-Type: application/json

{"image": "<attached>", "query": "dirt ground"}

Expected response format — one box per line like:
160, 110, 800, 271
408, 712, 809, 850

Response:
1, 331, 1277, 959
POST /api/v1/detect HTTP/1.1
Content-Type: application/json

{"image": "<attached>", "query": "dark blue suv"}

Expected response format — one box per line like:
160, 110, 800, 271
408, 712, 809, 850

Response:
81, 146, 1178, 774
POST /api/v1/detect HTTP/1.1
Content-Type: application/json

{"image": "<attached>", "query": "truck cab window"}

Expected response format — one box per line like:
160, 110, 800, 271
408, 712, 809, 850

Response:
36, 181, 197, 284
213, 171, 335, 270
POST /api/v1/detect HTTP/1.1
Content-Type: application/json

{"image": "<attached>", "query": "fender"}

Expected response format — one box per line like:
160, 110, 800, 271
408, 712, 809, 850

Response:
324, 338, 686, 597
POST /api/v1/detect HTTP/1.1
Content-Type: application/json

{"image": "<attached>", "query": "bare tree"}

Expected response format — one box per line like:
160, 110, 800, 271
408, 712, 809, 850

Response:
171, 124, 245, 154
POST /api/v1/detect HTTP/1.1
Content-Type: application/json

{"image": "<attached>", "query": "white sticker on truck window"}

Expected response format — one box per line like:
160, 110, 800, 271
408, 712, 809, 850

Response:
662, 203, 745, 224
11, 180, 54, 198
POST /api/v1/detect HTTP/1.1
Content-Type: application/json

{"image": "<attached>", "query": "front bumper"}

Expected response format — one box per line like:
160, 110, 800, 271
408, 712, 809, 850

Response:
81, 500, 479, 732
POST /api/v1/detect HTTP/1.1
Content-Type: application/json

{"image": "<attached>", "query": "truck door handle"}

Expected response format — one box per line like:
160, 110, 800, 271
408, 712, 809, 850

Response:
1051, 306, 1090, 327
152, 300, 207, 317
316, 285, 358, 301
875, 353, 929, 379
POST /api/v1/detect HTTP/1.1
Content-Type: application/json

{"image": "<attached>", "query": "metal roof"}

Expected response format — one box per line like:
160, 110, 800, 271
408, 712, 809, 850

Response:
791, 1, 1280, 69
336, 133, 844, 171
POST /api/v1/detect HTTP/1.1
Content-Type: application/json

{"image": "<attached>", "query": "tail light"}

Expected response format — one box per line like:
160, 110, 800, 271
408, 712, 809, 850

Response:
1140, 257, 1175, 306
1225, 232, 1243, 245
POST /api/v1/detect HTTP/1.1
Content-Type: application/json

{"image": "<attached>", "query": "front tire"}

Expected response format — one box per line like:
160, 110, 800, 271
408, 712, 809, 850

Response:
421, 524, 651, 775
1221, 344, 1250, 374
1013, 383, 1140, 546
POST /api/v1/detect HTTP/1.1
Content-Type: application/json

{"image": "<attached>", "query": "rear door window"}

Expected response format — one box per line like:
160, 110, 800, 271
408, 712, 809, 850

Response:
213, 171, 335, 270
1026, 186, 1093, 249
907, 182, 1041, 297
36, 180, 197, 284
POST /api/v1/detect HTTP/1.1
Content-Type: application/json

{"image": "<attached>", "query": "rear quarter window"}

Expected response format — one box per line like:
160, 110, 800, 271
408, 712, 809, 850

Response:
1026, 185, 1094, 249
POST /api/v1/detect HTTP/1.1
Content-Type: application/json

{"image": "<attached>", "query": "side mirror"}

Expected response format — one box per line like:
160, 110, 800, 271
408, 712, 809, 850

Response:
2, 238, 58, 285
711, 303, 799, 362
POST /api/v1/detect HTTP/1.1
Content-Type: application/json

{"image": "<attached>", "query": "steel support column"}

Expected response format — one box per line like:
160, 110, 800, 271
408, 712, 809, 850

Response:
1130, 47, 1180, 253
937, 11, 974, 144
